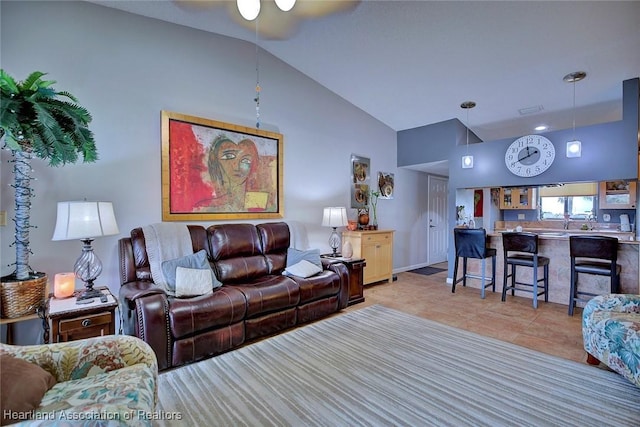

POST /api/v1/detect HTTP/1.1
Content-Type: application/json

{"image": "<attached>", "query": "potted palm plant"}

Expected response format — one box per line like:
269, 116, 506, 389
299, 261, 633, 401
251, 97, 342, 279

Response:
0, 70, 97, 318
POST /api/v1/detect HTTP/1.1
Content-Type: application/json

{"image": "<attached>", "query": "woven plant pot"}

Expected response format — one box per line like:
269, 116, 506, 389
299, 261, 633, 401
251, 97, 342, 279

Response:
0, 272, 47, 318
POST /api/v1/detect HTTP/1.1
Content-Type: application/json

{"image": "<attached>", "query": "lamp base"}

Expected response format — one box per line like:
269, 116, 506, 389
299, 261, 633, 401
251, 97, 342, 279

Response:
76, 287, 103, 301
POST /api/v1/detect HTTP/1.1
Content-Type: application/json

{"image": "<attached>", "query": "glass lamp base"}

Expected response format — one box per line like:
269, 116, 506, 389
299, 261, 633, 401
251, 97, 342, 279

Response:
76, 286, 103, 301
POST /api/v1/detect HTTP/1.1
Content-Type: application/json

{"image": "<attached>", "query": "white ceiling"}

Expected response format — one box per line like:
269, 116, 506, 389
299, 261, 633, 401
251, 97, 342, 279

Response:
88, 1, 640, 144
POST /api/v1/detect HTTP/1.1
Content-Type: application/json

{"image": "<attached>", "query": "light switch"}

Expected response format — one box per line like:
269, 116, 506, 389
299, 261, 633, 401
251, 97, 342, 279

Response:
0, 211, 6, 226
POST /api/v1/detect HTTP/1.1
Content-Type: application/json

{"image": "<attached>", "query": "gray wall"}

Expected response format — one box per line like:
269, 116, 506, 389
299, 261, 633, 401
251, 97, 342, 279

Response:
0, 1, 429, 344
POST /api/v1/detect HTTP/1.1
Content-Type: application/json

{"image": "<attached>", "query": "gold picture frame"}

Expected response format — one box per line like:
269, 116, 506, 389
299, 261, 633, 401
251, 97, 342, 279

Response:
161, 111, 284, 221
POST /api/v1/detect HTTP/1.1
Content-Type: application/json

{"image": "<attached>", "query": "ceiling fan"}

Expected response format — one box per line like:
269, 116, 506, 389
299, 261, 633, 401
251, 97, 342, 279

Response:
174, 0, 360, 39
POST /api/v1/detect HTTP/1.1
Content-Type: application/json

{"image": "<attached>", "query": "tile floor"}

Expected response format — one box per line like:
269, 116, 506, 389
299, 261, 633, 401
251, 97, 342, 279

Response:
347, 263, 587, 364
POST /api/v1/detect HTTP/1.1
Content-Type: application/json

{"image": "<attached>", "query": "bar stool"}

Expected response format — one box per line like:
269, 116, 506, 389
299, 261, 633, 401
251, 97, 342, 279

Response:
452, 228, 496, 299
501, 232, 549, 309
568, 235, 621, 316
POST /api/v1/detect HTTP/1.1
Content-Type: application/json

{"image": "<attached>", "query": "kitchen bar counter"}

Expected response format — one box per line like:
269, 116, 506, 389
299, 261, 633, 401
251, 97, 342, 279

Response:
454, 230, 639, 308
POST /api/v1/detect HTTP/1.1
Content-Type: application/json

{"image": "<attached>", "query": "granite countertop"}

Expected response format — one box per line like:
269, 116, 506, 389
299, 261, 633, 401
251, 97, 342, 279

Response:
490, 229, 638, 244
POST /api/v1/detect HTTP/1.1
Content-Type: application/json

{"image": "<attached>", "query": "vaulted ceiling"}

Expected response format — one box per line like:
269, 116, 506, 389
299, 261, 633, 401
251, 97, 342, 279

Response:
89, 1, 640, 143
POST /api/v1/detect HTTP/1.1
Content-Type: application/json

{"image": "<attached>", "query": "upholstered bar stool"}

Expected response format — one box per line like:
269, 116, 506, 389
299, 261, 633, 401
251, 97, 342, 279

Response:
568, 235, 621, 316
452, 228, 496, 299
501, 232, 549, 309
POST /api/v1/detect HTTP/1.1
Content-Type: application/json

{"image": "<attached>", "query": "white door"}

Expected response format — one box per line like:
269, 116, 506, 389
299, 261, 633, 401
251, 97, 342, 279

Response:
427, 175, 448, 265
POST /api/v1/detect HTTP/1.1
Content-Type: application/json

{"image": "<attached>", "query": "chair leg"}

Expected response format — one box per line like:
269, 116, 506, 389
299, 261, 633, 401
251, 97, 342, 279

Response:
532, 263, 538, 309
491, 255, 496, 293
568, 260, 576, 316
480, 258, 486, 299
501, 260, 509, 302
544, 264, 549, 302
462, 258, 468, 287
452, 257, 458, 293
510, 264, 516, 296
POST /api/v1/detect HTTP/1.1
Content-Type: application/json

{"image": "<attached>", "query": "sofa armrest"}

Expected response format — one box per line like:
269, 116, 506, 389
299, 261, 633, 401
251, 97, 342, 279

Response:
322, 260, 350, 309
583, 294, 640, 324
119, 284, 171, 371
0, 335, 157, 383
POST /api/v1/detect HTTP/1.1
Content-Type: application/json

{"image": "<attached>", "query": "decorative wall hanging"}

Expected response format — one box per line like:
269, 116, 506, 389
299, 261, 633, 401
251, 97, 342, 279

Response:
350, 154, 370, 209
161, 111, 283, 221
378, 172, 394, 199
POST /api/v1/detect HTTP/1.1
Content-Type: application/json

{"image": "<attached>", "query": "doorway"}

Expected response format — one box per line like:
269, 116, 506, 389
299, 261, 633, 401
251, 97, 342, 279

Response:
427, 175, 448, 265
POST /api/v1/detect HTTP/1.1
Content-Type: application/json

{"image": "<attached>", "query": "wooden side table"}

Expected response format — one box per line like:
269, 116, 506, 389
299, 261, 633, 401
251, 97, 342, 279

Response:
322, 256, 366, 306
47, 286, 118, 343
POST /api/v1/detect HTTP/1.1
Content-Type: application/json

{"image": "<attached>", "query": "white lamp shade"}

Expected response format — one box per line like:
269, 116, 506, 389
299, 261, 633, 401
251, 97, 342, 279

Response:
237, 0, 260, 20
52, 201, 119, 241
275, 0, 296, 12
322, 207, 348, 227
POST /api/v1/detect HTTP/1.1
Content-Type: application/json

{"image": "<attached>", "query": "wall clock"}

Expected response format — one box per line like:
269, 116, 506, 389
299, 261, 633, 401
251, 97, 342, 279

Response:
504, 135, 555, 177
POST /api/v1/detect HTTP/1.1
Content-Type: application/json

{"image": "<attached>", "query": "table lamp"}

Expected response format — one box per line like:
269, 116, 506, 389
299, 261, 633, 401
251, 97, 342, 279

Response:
321, 207, 348, 257
52, 201, 119, 300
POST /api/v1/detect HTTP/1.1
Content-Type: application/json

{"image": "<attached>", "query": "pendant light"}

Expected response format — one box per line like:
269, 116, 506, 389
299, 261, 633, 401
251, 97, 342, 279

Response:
563, 71, 586, 158
461, 101, 476, 168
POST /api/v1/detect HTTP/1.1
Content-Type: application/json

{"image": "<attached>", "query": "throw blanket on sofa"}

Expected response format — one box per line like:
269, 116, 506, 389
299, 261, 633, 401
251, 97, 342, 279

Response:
142, 223, 192, 290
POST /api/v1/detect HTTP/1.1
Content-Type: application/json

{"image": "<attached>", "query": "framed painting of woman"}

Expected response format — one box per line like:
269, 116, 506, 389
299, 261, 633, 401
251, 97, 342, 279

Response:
161, 111, 284, 221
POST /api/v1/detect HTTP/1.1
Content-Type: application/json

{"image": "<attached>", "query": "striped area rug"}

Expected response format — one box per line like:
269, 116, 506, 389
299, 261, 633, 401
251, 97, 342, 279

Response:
156, 305, 640, 426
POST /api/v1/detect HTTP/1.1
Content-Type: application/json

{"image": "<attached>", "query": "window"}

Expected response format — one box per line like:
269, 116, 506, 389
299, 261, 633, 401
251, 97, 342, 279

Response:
540, 196, 596, 220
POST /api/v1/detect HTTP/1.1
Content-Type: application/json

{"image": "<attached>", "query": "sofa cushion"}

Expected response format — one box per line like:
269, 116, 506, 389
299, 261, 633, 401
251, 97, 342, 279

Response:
162, 250, 220, 295
37, 363, 155, 425
287, 270, 342, 304
283, 260, 322, 278
0, 354, 57, 425
175, 266, 221, 298
233, 276, 300, 318
169, 286, 247, 339
287, 248, 322, 268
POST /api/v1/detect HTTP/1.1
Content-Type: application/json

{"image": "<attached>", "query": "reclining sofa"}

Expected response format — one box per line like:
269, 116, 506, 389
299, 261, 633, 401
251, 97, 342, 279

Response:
118, 221, 349, 371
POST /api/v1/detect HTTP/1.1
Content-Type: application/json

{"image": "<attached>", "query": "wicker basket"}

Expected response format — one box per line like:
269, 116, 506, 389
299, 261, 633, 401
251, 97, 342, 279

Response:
0, 273, 47, 319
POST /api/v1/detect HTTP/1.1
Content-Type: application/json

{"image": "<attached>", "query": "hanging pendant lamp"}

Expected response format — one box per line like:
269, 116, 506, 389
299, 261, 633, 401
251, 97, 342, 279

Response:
461, 101, 476, 168
563, 71, 586, 158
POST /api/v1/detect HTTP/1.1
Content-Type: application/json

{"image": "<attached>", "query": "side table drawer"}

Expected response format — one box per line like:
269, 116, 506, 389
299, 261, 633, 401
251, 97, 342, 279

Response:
58, 312, 112, 341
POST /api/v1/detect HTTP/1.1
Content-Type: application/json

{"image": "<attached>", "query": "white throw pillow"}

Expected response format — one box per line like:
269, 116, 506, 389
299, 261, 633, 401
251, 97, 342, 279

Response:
175, 266, 214, 298
283, 260, 322, 278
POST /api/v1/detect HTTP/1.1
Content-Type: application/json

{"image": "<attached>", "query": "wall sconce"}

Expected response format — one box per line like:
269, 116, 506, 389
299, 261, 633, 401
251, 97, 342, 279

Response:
321, 207, 348, 257
566, 140, 582, 158
52, 201, 119, 300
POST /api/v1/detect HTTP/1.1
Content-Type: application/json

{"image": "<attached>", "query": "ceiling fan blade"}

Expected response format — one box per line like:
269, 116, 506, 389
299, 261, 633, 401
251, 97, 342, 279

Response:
174, 0, 361, 40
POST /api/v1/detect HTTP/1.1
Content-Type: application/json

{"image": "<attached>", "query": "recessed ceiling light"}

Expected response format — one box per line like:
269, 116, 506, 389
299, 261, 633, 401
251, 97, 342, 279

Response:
534, 125, 548, 131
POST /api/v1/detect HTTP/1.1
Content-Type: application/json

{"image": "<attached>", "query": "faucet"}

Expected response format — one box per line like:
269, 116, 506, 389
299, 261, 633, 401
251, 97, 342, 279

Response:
563, 215, 570, 230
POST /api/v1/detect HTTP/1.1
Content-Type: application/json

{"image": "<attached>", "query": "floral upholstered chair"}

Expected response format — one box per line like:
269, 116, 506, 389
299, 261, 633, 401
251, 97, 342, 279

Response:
582, 294, 640, 387
0, 335, 157, 426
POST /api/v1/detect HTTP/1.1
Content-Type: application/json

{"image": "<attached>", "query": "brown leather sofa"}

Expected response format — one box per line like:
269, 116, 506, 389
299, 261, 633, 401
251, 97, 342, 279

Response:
118, 222, 349, 370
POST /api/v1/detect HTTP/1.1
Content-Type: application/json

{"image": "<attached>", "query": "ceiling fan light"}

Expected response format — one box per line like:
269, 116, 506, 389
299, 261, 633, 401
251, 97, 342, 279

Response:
566, 140, 581, 158
274, 0, 296, 12
237, 0, 260, 21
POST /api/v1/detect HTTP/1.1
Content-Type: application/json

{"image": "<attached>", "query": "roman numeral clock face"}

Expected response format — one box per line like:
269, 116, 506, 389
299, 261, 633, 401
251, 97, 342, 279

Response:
504, 135, 555, 177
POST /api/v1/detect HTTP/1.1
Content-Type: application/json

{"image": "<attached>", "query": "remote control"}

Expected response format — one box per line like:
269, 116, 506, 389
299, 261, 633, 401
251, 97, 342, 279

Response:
100, 294, 108, 303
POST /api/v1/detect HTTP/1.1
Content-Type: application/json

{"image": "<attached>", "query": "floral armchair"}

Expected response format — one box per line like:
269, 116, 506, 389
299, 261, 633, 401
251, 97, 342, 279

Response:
0, 335, 157, 426
582, 294, 640, 387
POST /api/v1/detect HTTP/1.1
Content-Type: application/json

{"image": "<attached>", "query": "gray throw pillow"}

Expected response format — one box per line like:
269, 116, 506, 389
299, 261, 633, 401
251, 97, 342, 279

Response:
161, 250, 222, 293
287, 248, 322, 268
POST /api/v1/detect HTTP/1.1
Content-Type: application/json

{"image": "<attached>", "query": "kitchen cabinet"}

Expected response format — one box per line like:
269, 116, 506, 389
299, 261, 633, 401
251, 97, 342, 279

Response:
499, 187, 538, 210
342, 230, 394, 285
599, 181, 637, 209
